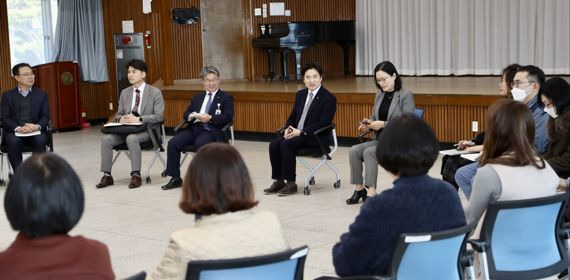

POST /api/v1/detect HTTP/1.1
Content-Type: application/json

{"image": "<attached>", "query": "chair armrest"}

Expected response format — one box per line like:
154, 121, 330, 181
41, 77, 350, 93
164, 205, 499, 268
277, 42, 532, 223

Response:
310, 124, 335, 159
221, 121, 233, 131
146, 121, 164, 150
467, 239, 488, 253
174, 120, 189, 134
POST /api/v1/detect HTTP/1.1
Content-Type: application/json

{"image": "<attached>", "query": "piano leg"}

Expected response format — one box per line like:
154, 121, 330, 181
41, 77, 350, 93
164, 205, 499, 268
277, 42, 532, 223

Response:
294, 49, 302, 81
266, 48, 276, 81
280, 50, 290, 82
340, 41, 352, 77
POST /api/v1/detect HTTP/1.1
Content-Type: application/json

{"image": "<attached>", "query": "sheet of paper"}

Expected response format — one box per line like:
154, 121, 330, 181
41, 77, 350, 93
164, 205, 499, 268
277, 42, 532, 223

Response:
122, 20, 134, 33
104, 122, 122, 127
439, 149, 472, 156
15, 130, 41, 137
461, 152, 482, 161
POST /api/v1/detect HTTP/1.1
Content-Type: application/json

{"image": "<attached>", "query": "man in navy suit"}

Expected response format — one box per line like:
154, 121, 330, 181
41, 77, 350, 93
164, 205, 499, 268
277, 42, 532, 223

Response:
265, 63, 337, 196
161, 66, 234, 190
1, 63, 50, 170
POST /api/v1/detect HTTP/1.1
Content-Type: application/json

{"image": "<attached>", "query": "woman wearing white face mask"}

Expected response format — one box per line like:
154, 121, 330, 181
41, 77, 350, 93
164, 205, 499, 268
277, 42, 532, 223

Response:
540, 77, 570, 180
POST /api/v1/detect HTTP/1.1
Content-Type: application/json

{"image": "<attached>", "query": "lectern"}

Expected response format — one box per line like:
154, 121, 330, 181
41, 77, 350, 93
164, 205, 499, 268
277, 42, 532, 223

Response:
33, 61, 80, 130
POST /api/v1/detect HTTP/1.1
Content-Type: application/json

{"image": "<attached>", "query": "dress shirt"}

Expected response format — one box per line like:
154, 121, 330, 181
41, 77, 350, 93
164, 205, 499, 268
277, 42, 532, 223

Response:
130, 82, 146, 114
199, 89, 218, 114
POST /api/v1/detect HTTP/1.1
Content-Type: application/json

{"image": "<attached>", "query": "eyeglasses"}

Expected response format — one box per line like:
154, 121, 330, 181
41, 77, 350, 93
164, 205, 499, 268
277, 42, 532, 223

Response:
513, 80, 535, 88
203, 78, 219, 84
18, 73, 35, 77
376, 77, 391, 84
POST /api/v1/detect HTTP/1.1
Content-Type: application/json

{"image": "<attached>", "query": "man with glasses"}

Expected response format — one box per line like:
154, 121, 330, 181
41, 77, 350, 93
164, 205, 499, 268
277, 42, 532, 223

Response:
455, 64, 549, 199
161, 66, 234, 190
0, 63, 50, 170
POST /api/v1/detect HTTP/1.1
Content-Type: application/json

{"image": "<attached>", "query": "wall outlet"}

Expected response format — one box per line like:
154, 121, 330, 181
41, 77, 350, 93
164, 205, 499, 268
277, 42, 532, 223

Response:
109, 102, 113, 111
471, 121, 479, 132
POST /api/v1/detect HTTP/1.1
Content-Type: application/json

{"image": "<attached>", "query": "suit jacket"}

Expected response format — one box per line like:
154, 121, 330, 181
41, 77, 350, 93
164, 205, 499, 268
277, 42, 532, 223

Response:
148, 209, 290, 280
115, 83, 164, 125
285, 86, 336, 143
544, 107, 570, 178
0, 233, 114, 280
182, 89, 234, 141
1, 87, 50, 132
370, 88, 415, 138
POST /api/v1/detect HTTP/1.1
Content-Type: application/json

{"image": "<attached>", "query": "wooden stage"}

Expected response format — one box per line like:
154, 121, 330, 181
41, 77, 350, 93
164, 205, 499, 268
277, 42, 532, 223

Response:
161, 76, 522, 142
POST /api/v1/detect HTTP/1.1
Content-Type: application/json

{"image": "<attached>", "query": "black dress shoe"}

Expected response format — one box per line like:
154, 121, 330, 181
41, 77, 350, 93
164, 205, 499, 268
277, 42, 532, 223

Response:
264, 181, 286, 194
278, 182, 298, 196
346, 188, 367, 205
162, 177, 183, 190
128, 175, 142, 189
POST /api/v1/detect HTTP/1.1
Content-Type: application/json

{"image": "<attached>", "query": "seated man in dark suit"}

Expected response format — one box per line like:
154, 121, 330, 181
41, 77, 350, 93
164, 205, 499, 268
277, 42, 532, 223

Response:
264, 62, 337, 196
0, 63, 50, 170
161, 66, 234, 190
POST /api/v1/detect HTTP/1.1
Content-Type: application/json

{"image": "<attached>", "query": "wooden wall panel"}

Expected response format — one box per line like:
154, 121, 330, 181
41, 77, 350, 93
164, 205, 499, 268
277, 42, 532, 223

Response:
80, 82, 113, 120
163, 89, 497, 142
171, 0, 203, 79
0, 1, 14, 93
245, 0, 356, 80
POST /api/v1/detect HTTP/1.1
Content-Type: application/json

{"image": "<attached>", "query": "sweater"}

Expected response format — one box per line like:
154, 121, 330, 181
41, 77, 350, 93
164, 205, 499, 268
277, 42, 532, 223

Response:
332, 175, 466, 277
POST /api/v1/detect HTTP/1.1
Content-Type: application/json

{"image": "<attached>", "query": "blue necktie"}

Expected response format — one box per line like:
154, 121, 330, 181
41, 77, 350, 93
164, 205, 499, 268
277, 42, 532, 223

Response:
205, 92, 213, 113
203, 93, 213, 131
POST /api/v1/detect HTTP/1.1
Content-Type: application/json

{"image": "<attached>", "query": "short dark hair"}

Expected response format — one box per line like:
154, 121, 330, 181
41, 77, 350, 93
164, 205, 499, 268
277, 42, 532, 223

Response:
12, 63, 33, 76
4, 154, 84, 238
126, 59, 148, 73
180, 143, 258, 215
373, 61, 402, 91
302, 62, 323, 77
200, 65, 220, 79
376, 113, 439, 176
501, 63, 520, 98
479, 99, 544, 169
538, 77, 570, 115
517, 65, 545, 88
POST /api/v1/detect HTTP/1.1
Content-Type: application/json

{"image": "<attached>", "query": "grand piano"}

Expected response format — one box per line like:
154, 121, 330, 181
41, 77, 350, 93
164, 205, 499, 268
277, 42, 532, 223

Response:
252, 21, 355, 81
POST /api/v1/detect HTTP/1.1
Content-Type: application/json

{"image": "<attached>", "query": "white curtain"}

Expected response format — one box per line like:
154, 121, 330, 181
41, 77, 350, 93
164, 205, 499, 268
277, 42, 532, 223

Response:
52, 0, 108, 82
356, 0, 570, 76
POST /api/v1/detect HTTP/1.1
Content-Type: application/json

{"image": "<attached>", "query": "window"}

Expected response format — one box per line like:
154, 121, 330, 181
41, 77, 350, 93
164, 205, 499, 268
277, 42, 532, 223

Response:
7, 0, 58, 67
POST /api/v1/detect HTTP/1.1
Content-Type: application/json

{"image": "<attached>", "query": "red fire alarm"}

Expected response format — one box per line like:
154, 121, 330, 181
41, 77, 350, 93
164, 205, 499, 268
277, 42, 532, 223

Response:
121, 36, 132, 45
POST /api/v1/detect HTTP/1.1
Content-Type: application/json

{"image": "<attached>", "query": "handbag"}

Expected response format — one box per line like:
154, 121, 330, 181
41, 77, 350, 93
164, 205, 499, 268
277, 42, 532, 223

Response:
101, 123, 147, 135
440, 155, 474, 190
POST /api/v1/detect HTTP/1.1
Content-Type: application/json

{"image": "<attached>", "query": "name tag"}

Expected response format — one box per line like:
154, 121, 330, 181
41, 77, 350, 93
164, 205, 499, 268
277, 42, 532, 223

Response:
215, 103, 221, 115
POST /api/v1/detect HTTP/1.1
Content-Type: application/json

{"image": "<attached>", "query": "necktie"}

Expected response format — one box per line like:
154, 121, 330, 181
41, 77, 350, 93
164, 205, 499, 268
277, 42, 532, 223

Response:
132, 89, 141, 115
297, 91, 314, 130
205, 92, 213, 113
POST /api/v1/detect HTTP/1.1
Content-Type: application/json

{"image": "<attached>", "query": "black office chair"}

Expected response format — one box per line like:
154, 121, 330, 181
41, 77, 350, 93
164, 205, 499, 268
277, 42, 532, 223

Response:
111, 122, 166, 184
161, 120, 234, 176
186, 246, 309, 280
0, 121, 54, 186
277, 123, 341, 195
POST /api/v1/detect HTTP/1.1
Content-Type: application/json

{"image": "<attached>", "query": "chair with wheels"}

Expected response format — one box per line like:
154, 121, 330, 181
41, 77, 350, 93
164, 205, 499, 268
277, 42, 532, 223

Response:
468, 192, 570, 280
278, 123, 341, 195
186, 246, 309, 280
0, 121, 54, 186
111, 122, 166, 184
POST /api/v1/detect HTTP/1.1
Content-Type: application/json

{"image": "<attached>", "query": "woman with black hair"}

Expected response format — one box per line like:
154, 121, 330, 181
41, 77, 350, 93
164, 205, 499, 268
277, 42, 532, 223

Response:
0, 153, 114, 279
346, 61, 415, 204
540, 77, 570, 179
333, 114, 465, 277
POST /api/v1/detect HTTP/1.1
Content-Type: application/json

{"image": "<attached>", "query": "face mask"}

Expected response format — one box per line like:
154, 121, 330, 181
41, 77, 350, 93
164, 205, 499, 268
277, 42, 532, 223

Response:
511, 88, 528, 101
544, 106, 558, 118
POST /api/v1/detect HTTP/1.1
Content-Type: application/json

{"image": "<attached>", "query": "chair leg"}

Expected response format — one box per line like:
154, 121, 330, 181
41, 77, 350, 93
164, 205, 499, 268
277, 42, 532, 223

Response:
0, 154, 5, 186
477, 251, 490, 280
111, 151, 123, 165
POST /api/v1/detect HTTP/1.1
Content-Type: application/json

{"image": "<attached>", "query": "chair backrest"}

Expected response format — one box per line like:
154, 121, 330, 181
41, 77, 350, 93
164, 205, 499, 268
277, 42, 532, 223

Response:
413, 108, 424, 119
479, 192, 568, 279
186, 246, 309, 280
386, 224, 474, 280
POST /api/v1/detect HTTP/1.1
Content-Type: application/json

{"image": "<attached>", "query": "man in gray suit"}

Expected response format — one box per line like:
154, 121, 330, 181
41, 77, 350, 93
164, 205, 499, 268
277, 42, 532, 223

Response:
96, 59, 164, 189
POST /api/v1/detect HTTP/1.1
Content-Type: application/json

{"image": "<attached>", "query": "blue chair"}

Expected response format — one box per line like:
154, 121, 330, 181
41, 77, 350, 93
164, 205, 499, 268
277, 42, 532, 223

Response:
379, 223, 475, 280
413, 108, 424, 119
186, 246, 309, 280
469, 192, 570, 280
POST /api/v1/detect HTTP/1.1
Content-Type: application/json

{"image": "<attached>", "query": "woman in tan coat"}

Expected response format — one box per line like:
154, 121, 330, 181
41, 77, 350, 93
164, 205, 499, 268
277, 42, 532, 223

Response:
149, 143, 290, 279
